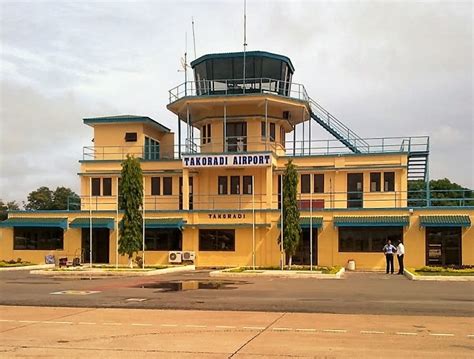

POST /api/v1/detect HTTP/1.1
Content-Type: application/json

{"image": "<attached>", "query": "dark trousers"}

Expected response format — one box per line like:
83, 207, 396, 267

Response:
385, 254, 394, 274
397, 254, 404, 274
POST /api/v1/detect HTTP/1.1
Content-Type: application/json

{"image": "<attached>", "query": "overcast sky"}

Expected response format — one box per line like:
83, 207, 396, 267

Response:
0, 0, 472, 205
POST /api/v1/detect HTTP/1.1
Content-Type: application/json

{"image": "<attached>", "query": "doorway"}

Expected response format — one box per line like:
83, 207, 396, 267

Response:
291, 228, 318, 266
347, 173, 363, 208
426, 227, 462, 266
81, 228, 110, 263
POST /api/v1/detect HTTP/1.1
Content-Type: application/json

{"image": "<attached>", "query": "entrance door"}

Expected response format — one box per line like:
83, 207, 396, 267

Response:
347, 173, 363, 208
291, 228, 318, 265
426, 227, 462, 266
82, 228, 110, 263
226, 122, 247, 152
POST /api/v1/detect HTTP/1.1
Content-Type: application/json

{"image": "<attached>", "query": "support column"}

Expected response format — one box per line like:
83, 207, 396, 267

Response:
292, 124, 296, 156
186, 103, 190, 153
266, 166, 273, 208
178, 115, 181, 158
182, 168, 190, 210
308, 108, 311, 155
265, 99, 268, 150
302, 107, 305, 155
223, 102, 227, 152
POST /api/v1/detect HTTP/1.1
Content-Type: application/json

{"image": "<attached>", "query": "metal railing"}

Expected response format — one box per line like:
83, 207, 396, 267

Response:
68, 189, 473, 211
169, 78, 309, 103
82, 145, 182, 161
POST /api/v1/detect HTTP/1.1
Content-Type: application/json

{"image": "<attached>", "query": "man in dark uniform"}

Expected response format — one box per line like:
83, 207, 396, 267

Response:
382, 240, 397, 274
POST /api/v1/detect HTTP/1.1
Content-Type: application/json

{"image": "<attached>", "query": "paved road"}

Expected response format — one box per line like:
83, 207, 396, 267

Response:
0, 270, 473, 316
1, 305, 473, 358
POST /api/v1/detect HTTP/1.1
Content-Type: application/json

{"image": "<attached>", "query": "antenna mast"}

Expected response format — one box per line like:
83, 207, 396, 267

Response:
243, 0, 247, 91
192, 17, 197, 60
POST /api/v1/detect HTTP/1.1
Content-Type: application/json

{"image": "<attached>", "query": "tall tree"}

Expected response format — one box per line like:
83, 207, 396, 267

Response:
118, 155, 143, 267
24, 186, 80, 210
408, 178, 473, 207
0, 200, 20, 221
24, 186, 53, 210
282, 159, 301, 269
53, 187, 81, 210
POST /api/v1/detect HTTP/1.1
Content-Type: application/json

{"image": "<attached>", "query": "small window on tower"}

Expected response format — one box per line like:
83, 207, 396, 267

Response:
125, 132, 137, 142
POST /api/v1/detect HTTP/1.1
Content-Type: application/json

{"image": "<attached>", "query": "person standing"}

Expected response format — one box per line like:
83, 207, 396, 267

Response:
397, 240, 405, 275
382, 240, 397, 274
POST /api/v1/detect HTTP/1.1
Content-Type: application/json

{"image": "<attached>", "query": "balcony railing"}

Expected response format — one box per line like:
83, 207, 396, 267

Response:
169, 78, 309, 104
68, 190, 473, 211
82, 145, 182, 161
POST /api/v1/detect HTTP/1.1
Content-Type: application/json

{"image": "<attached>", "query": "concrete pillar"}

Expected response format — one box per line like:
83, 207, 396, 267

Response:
182, 168, 190, 210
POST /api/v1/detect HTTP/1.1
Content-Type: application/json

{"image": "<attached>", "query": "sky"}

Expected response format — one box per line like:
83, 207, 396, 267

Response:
0, 0, 472, 205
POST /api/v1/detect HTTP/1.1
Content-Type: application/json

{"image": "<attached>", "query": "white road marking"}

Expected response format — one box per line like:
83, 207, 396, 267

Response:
272, 327, 292, 331
185, 324, 207, 328
102, 322, 122, 326
243, 326, 265, 330
322, 329, 347, 333
18, 320, 39, 323
467, 334, 474, 338
0, 319, 15, 322
216, 325, 236, 329
132, 323, 153, 327
429, 333, 454, 337
161, 324, 178, 327
296, 328, 317, 332
396, 332, 417, 336
42, 321, 73, 324
78, 322, 96, 325
361, 330, 384, 334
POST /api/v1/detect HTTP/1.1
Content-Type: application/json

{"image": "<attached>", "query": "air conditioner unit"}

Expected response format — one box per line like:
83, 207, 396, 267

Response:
168, 251, 182, 264
182, 251, 196, 262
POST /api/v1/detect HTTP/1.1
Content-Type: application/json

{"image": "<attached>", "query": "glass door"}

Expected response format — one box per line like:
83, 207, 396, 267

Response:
426, 227, 462, 266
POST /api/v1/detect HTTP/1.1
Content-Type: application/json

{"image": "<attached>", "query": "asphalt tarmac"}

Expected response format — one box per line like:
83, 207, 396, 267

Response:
0, 269, 473, 316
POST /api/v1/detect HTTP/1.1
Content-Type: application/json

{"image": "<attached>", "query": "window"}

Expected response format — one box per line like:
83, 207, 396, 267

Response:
14, 227, 63, 250
270, 123, 276, 142
125, 132, 137, 142
144, 136, 160, 160
102, 178, 112, 196
218, 176, 228, 195
339, 227, 403, 252
280, 127, 285, 147
199, 229, 235, 251
91, 178, 101, 196
163, 177, 172, 195
301, 174, 310, 193
231, 176, 240, 194
202, 124, 211, 144
226, 122, 247, 152
370, 173, 381, 192
314, 174, 324, 193
145, 229, 182, 251
151, 177, 161, 195
261, 122, 266, 139
384, 172, 395, 192
243, 176, 253, 194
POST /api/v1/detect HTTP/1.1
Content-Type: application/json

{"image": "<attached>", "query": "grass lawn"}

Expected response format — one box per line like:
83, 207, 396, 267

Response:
413, 266, 474, 276
228, 265, 341, 274
0, 260, 35, 267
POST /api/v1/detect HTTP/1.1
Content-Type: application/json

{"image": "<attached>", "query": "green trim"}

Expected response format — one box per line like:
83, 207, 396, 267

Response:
0, 217, 68, 229
145, 218, 185, 229
419, 215, 471, 228
334, 216, 409, 227
70, 217, 115, 230
190, 51, 295, 72
83, 115, 171, 133
277, 216, 323, 228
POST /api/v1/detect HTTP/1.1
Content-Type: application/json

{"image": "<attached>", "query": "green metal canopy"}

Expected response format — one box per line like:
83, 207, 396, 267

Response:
334, 216, 409, 227
145, 218, 185, 229
70, 218, 115, 230
419, 215, 471, 228
277, 217, 323, 228
0, 217, 68, 229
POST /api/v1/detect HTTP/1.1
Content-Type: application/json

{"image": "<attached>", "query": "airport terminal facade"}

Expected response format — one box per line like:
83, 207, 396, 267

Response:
1, 51, 472, 269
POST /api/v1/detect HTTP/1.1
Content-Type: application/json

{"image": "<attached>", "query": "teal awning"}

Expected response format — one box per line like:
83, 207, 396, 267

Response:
146, 218, 185, 229
70, 217, 115, 230
334, 216, 409, 227
0, 217, 67, 229
186, 223, 270, 229
420, 215, 471, 228
278, 217, 323, 228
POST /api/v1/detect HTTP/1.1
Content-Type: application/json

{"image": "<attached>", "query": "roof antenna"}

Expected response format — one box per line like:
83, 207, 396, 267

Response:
192, 17, 197, 60
243, 0, 247, 90
178, 32, 190, 95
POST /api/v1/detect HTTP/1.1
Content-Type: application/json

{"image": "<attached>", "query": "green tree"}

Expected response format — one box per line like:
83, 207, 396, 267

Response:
118, 155, 143, 267
0, 200, 20, 221
24, 186, 53, 210
53, 187, 80, 210
282, 159, 301, 269
408, 178, 473, 207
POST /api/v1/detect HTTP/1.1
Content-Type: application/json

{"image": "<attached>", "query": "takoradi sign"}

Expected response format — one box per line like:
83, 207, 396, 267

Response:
182, 154, 271, 168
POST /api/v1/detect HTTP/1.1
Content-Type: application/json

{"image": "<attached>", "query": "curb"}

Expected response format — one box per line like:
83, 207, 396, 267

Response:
30, 264, 195, 277
404, 269, 474, 281
209, 267, 345, 279
0, 264, 55, 271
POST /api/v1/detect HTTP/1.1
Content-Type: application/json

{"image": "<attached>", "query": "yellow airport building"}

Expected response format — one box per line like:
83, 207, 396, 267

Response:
1, 51, 473, 270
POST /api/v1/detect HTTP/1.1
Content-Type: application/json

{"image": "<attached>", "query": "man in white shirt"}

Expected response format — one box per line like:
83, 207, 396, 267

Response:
397, 240, 405, 275
382, 240, 397, 274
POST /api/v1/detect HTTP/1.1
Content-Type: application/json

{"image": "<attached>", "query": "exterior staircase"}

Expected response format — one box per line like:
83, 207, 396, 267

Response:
407, 151, 429, 181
